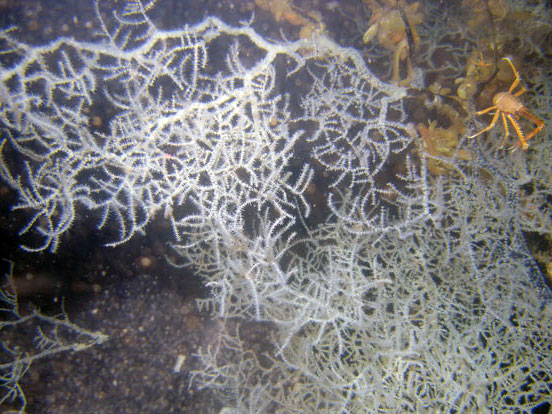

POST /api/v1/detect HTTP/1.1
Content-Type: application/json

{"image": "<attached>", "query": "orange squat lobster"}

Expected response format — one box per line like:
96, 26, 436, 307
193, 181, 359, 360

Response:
469, 57, 544, 150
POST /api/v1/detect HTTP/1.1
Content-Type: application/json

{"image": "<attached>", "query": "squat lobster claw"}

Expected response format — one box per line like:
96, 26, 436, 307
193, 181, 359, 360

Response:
468, 57, 544, 150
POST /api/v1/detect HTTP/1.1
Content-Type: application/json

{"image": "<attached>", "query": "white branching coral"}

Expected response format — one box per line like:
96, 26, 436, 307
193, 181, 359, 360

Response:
0, 0, 551, 413
0, 261, 108, 412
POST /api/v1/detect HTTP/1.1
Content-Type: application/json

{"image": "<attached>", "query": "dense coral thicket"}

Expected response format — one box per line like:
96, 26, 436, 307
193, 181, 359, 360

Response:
1, 0, 551, 412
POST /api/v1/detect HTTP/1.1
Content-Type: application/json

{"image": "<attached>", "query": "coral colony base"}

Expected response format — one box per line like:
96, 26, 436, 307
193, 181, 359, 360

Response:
1, 0, 551, 412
